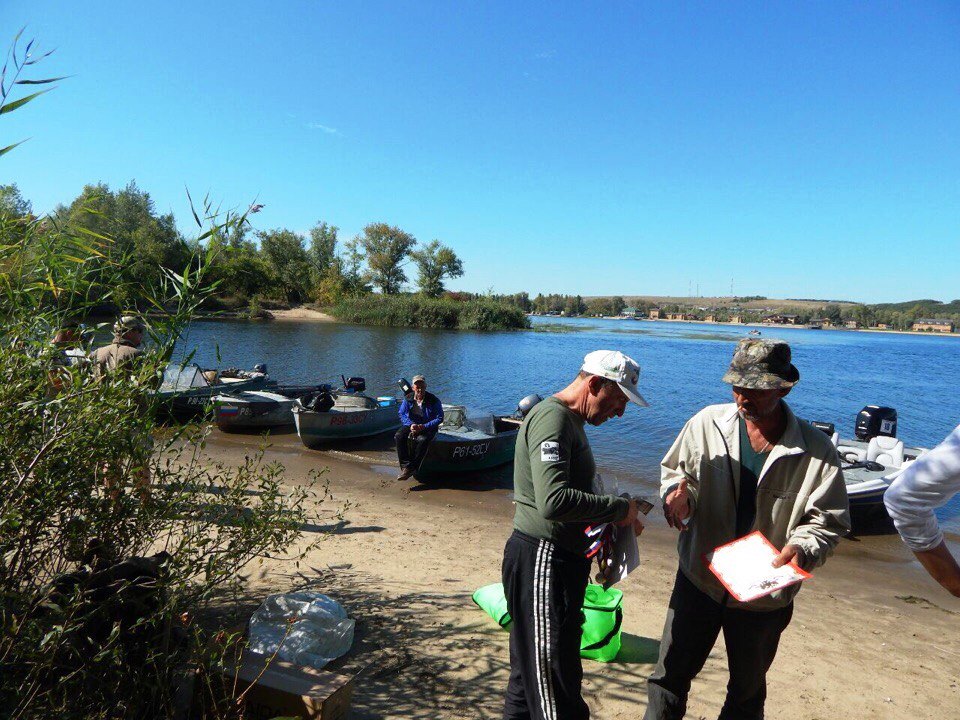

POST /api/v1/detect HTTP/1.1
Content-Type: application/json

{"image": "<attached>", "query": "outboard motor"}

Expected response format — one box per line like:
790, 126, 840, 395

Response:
253, 363, 267, 375
516, 394, 543, 419
341, 376, 366, 393
397, 378, 414, 399
302, 389, 335, 412
810, 421, 835, 437
854, 405, 897, 442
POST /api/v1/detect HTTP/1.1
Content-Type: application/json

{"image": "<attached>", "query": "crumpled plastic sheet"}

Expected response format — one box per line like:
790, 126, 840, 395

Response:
247, 592, 355, 669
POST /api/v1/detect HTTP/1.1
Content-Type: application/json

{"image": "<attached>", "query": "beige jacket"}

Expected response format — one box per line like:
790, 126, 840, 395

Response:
660, 402, 851, 610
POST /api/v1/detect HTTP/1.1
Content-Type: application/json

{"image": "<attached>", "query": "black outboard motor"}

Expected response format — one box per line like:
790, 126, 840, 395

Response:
516, 394, 543, 419
341, 376, 366, 393
810, 421, 835, 437
302, 389, 335, 412
855, 405, 897, 442
397, 378, 414, 399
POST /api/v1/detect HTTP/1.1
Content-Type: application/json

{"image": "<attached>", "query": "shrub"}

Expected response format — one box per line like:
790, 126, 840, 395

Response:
329, 294, 530, 330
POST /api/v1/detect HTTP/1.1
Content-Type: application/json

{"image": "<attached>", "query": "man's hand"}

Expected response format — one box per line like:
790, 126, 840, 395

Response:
664, 479, 692, 531
616, 498, 640, 528
632, 516, 645, 537
772, 543, 803, 568
410, 423, 423, 435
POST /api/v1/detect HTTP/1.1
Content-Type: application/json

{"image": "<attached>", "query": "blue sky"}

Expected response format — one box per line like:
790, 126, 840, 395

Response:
3, 2, 959, 303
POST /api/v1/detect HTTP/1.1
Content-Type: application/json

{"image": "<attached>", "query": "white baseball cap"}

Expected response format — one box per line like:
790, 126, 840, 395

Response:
581, 350, 649, 407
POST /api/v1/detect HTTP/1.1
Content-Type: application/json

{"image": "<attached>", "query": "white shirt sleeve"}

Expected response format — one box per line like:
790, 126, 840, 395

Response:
883, 424, 960, 552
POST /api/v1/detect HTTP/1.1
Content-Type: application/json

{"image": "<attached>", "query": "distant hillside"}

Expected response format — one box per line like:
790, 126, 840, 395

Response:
870, 299, 960, 315
619, 296, 857, 311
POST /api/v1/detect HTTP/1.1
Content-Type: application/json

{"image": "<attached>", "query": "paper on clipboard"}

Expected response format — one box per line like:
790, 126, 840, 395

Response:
706, 531, 810, 602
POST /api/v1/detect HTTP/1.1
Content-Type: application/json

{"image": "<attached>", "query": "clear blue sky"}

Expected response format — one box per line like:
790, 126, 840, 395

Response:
4, 2, 959, 303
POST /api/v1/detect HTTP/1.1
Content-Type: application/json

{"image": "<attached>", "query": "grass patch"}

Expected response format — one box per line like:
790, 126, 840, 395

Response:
329, 294, 531, 330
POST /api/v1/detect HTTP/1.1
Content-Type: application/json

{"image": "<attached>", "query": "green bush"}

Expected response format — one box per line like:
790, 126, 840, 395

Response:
329, 294, 530, 330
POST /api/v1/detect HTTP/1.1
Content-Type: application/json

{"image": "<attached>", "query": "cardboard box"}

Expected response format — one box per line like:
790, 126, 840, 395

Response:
227, 650, 354, 720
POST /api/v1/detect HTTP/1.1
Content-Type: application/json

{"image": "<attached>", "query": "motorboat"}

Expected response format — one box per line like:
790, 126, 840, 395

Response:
810, 406, 928, 529
154, 363, 270, 421
413, 394, 542, 480
212, 383, 331, 432
292, 377, 400, 446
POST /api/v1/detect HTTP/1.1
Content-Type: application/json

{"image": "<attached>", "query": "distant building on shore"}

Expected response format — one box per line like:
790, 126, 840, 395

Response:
808, 318, 826, 329
763, 314, 800, 325
619, 306, 640, 318
912, 318, 955, 333
729, 315, 743, 324
667, 312, 694, 321
648, 308, 661, 320
873, 323, 889, 330
844, 320, 859, 329
704, 314, 716, 323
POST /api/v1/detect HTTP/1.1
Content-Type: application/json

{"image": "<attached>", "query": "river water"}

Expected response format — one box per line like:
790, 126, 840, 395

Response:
176, 316, 960, 529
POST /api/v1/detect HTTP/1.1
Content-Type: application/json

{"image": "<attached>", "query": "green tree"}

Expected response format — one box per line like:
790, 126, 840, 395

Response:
308, 221, 339, 273
0, 183, 31, 218
361, 222, 416, 294
410, 239, 464, 298
258, 228, 315, 303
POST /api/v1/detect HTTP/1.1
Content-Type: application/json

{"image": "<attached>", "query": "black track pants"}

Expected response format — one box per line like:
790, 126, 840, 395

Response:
502, 530, 591, 720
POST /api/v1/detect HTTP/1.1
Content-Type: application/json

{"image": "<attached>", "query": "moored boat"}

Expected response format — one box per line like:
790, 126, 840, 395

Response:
212, 383, 330, 431
810, 405, 928, 529
292, 379, 400, 446
154, 363, 270, 421
413, 395, 542, 480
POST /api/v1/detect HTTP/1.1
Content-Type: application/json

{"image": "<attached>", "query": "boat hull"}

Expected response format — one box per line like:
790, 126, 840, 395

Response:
293, 405, 400, 446
415, 419, 520, 478
213, 391, 296, 431
154, 376, 269, 421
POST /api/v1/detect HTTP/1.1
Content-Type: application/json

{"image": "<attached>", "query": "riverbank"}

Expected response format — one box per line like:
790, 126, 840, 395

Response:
202, 428, 960, 719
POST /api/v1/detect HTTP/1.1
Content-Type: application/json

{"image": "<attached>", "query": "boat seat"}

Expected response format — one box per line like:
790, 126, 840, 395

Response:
837, 445, 866, 463
333, 394, 378, 410
866, 436, 904, 468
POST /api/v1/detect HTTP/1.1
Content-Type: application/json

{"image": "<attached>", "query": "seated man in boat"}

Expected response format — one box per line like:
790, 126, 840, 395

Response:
884, 423, 960, 597
646, 338, 851, 720
395, 374, 444, 480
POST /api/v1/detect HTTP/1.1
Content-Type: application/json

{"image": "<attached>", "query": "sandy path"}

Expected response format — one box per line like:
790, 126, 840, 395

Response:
269, 306, 337, 322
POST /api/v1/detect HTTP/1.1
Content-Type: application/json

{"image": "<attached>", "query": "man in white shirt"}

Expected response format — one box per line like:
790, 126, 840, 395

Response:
884, 424, 960, 597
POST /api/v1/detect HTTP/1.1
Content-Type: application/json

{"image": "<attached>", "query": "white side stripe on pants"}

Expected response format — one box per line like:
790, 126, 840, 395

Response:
534, 539, 557, 720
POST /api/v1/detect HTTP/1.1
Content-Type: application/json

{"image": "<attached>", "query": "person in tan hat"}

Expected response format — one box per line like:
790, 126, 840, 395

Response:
395, 374, 444, 480
645, 338, 850, 720
90, 315, 146, 375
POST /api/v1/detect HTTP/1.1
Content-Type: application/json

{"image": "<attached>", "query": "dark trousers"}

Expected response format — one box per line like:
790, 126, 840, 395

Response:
502, 530, 592, 720
394, 425, 436, 469
645, 571, 793, 720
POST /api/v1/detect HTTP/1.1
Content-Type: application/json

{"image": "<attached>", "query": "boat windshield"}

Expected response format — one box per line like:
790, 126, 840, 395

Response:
441, 405, 496, 434
160, 364, 209, 391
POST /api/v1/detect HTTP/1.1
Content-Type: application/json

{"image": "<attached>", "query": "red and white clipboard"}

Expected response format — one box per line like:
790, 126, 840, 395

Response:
706, 530, 811, 603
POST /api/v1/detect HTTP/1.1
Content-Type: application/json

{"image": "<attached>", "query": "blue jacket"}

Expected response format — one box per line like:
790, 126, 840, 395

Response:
399, 392, 444, 431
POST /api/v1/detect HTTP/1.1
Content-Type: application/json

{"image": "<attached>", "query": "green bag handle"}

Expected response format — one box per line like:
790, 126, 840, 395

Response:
580, 606, 623, 651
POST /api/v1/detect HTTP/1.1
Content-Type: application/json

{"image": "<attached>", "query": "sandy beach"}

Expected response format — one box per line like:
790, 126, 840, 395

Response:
269, 307, 337, 322
202, 428, 960, 720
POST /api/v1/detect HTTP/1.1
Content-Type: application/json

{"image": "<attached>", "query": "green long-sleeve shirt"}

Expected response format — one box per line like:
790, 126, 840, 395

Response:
512, 397, 630, 555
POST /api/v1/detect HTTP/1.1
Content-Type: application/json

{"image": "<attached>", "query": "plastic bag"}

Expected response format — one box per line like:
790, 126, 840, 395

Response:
247, 592, 355, 669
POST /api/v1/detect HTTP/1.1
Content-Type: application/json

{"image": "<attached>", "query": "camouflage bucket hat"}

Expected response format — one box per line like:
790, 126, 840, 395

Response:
721, 338, 799, 390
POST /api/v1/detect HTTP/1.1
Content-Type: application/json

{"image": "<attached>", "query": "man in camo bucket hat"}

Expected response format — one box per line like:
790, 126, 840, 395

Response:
721, 338, 800, 389
644, 338, 849, 720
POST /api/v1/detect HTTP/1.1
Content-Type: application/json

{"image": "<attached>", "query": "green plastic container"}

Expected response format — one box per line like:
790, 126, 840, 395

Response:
579, 584, 623, 662
472, 582, 624, 662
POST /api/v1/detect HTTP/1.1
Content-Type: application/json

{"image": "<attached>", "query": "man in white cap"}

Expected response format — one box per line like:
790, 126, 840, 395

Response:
502, 350, 647, 720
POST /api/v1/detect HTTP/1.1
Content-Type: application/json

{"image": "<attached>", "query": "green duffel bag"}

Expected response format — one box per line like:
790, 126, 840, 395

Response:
471, 583, 624, 662
579, 584, 623, 663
